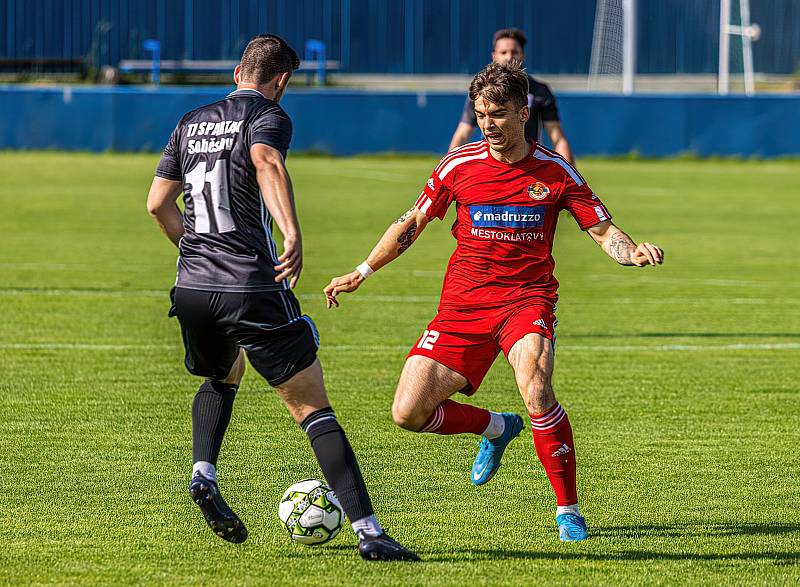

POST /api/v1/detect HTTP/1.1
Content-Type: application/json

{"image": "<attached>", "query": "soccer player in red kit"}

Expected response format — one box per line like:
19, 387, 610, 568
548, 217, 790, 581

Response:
324, 61, 664, 541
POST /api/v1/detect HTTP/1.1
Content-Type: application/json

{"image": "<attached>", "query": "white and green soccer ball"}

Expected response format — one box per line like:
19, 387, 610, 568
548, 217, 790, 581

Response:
278, 479, 343, 545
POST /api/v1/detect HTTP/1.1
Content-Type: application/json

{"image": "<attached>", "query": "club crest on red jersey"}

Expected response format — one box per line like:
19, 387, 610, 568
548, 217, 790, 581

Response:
528, 182, 551, 201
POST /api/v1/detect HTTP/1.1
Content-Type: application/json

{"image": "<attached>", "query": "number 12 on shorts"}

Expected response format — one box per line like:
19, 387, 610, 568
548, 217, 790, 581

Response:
417, 330, 440, 351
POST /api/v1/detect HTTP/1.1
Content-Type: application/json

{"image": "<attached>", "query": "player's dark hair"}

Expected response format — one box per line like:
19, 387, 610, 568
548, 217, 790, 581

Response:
469, 60, 529, 110
493, 27, 527, 50
239, 34, 300, 84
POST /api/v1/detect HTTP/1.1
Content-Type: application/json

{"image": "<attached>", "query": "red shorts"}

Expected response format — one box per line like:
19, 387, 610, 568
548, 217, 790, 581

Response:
407, 300, 557, 395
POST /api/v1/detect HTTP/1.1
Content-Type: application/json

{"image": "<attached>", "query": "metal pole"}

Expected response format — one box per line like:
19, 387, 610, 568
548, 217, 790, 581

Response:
404, 0, 414, 74
740, 0, 755, 96
184, 0, 193, 59
144, 39, 161, 86
622, 0, 636, 95
718, 0, 730, 95
450, 0, 460, 72
341, 0, 350, 70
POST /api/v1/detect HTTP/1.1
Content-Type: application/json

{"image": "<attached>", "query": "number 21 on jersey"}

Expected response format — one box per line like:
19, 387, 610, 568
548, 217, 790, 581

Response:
185, 159, 236, 234
417, 330, 440, 351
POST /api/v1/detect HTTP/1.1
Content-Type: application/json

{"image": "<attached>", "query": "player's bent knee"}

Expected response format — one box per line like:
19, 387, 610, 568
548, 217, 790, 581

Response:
391, 400, 428, 432
522, 382, 556, 415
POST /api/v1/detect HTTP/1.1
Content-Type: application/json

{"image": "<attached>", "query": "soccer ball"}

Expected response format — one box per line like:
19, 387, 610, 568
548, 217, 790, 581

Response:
278, 479, 343, 545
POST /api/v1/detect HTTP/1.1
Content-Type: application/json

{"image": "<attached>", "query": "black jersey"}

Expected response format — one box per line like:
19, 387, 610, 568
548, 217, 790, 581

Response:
155, 88, 292, 293
460, 74, 559, 142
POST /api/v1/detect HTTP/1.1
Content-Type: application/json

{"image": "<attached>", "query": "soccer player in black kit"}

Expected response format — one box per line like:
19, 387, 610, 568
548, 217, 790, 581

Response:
146, 34, 418, 562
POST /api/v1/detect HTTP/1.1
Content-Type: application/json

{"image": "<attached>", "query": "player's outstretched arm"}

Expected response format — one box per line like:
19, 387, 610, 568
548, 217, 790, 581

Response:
586, 220, 664, 266
448, 122, 477, 152
324, 207, 430, 308
543, 121, 574, 165
146, 177, 184, 247
251, 143, 303, 288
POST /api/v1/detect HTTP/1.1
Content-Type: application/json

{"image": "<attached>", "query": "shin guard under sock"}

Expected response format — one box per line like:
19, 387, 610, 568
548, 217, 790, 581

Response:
530, 402, 578, 506
301, 407, 375, 522
192, 379, 238, 465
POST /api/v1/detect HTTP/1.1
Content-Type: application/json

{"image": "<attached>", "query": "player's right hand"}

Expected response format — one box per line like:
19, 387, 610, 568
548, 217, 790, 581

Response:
324, 271, 365, 308
630, 242, 664, 267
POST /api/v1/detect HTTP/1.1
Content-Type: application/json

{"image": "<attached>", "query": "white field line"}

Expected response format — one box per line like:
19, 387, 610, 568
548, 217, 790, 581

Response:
2, 342, 799, 353
0, 288, 165, 298
0, 288, 797, 306
1, 270, 795, 291
587, 274, 799, 289
0, 288, 443, 303
300, 294, 441, 303
564, 342, 800, 352
0, 263, 162, 270
309, 168, 414, 183
0, 343, 175, 350
610, 188, 675, 197
412, 270, 443, 277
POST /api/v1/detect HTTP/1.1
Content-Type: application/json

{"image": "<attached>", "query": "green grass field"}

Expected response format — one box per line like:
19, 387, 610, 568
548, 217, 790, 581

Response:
1, 152, 798, 586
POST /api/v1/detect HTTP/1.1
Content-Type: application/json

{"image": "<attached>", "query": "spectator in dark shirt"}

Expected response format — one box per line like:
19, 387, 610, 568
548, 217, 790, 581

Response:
448, 28, 574, 163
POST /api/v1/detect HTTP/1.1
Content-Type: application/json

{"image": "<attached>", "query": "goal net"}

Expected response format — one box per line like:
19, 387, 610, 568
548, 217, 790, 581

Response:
588, 0, 626, 92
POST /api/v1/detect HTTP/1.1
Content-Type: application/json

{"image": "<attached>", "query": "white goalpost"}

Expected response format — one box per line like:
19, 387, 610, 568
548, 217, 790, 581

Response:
590, 0, 760, 96
719, 0, 761, 96
588, 0, 636, 94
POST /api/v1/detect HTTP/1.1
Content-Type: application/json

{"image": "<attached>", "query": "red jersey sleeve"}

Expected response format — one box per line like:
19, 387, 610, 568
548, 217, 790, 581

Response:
413, 166, 454, 221
561, 173, 612, 229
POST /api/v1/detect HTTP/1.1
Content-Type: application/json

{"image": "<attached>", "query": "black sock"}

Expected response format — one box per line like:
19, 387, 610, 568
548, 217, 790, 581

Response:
192, 379, 238, 466
302, 407, 375, 522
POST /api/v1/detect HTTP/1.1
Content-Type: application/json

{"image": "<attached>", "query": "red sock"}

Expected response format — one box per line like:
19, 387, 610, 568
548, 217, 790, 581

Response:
419, 399, 491, 435
530, 403, 578, 506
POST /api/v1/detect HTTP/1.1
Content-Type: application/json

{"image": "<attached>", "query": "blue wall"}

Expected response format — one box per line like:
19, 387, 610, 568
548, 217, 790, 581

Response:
2, 0, 799, 74
1, 86, 799, 157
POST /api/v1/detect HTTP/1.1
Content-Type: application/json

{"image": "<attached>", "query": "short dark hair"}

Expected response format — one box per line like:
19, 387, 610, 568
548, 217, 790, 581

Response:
239, 34, 300, 84
493, 27, 527, 50
469, 60, 529, 110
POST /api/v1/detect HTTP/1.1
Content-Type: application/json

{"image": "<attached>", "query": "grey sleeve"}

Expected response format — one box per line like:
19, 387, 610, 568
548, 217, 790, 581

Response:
250, 111, 292, 155
155, 124, 182, 180
459, 95, 477, 127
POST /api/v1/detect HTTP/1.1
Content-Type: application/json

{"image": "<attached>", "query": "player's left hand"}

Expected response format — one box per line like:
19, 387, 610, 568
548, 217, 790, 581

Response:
324, 271, 365, 308
630, 242, 664, 266
275, 234, 303, 288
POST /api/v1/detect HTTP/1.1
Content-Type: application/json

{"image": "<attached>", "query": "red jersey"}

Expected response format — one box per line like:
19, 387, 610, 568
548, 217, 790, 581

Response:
413, 140, 611, 311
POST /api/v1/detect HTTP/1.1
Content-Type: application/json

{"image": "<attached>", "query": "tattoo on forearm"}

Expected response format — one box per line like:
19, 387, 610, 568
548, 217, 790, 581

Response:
608, 232, 635, 265
397, 222, 417, 255
394, 208, 415, 224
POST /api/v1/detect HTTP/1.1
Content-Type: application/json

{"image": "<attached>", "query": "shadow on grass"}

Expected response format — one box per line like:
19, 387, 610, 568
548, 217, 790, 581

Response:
280, 543, 357, 559
591, 522, 800, 539
426, 549, 799, 565
425, 523, 800, 565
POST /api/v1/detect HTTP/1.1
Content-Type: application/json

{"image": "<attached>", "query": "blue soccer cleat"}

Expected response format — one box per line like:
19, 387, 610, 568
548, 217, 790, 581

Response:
557, 513, 589, 541
471, 413, 524, 485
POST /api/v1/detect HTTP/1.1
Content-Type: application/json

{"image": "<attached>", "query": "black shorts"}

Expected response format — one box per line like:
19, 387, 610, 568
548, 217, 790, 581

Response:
170, 287, 319, 387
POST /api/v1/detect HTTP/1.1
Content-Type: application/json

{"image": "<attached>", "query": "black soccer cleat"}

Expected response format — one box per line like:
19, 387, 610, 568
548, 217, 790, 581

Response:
188, 473, 248, 543
357, 531, 420, 562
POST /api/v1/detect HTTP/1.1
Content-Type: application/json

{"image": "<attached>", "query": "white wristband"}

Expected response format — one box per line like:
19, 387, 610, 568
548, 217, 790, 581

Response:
356, 261, 374, 279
